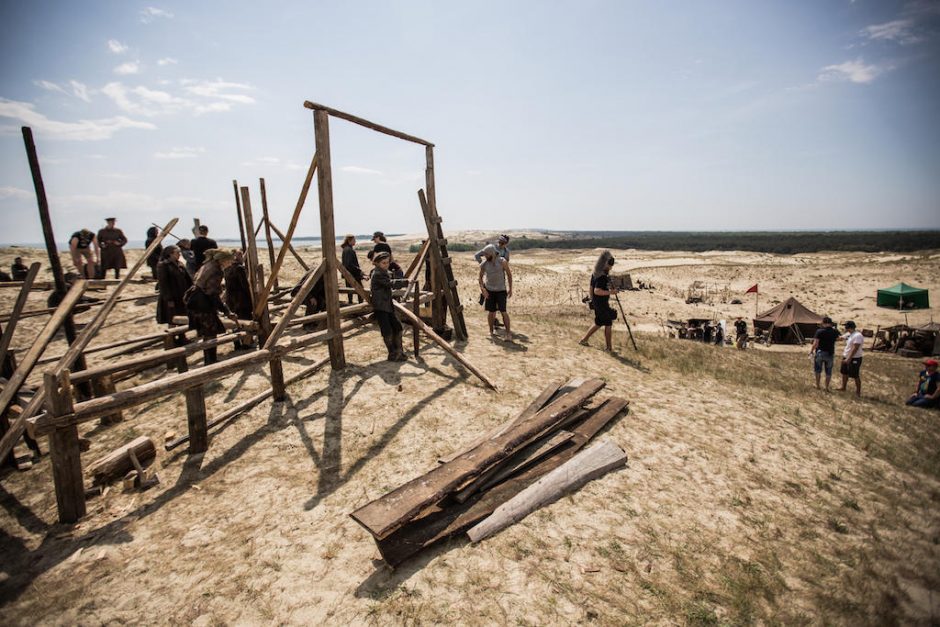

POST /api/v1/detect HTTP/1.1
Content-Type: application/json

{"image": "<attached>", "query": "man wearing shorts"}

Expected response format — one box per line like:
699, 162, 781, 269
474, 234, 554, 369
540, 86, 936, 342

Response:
839, 320, 864, 397
810, 316, 839, 391
478, 244, 513, 341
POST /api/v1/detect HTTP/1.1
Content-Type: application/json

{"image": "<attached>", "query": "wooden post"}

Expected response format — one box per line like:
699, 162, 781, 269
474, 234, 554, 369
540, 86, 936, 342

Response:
0, 262, 40, 368
313, 109, 345, 370
259, 178, 279, 291
253, 153, 317, 319
239, 188, 261, 306
21, 127, 88, 379
185, 385, 208, 454
412, 280, 420, 358
267, 220, 311, 272
91, 375, 123, 424
232, 179, 248, 253
45, 370, 86, 523
425, 147, 446, 331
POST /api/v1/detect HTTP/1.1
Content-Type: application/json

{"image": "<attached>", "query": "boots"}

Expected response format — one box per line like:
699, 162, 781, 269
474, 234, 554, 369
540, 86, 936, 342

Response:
392, 331, 408, 362
203, 346, 218, 366
384, 334, 397, 361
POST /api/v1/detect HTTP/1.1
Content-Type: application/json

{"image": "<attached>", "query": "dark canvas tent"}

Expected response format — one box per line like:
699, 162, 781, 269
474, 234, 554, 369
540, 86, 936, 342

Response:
877, 283, 930, 309
753, 296, 824, 344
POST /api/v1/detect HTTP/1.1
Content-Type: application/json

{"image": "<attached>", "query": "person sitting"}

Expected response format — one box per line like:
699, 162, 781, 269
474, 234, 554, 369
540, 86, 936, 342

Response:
370, 251, 409, 361
906, 359, 940, 409
11, 257, 29, 281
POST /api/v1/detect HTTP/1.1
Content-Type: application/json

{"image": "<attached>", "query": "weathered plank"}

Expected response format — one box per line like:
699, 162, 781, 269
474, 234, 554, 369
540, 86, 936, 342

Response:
303, 101, 433, 147
87, 436, 156, 485
349, 379, 605, 540
0, 262, 40, 368
374, 397, 628, 566
467, 439, 627, 543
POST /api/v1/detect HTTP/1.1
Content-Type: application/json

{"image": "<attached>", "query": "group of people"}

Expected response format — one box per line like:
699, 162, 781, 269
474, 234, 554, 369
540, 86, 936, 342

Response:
69, 218, 129, 280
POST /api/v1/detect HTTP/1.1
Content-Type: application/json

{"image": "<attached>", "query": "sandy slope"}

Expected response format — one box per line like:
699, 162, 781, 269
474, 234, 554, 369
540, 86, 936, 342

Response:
0, 243, 938, 625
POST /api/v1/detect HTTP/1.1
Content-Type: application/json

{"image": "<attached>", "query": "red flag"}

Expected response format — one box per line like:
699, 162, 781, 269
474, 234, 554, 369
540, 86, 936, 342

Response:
745, 284, 758, 294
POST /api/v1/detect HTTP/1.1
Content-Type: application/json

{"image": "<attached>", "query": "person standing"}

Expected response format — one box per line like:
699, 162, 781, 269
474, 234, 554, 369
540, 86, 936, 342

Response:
734, 318, 748, 349
177, 239, 196, 277
69, 228, 98, 278
474, 234, 511, 263
155, 246, 192, 335
906, 359, 940, 409
97, 217, 127, 279
713, 320, 725, 347
191, 225, 218, 273
184, 249, 236, 365
838, 320, 864, 397
810, 316, 840, 391
370, 251, 409, 361
144, 226, 163, 280
223, 250, 254, 350
341, 234, 364, 304
579, 251, 618, 351
478, 244, 513, 342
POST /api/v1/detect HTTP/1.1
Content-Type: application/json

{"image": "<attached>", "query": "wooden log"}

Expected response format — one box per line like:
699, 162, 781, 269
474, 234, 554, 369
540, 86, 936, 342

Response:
438, 379, 565, 465
392, 301, 495, 390
165, 356, 331, 451
91, 374, 123, 424
259, 178, 279, 291
467, 439, 627, 543
22, 126, 88, 380
240, 187, 261, 307
0, 281, 86, 420
267, 220, 311, 272
412, 281, 420, 358
404, 240, 430, 284
0, 294, 156, 325
263, 263, 324, 349
349, 379, 604, 540
374, 397, 629, 566
303, 101, 433, 147
0, 262, 40, 368
45, 370, 86, 523
35, 326, 188, 366
313, 110, 345, 370
232, 179, 248, 253
418, 188, 464, 339
87, 435, 156, 484
253, 153, 317, 319
185, 385, 208, 454
336, 261, 370, 303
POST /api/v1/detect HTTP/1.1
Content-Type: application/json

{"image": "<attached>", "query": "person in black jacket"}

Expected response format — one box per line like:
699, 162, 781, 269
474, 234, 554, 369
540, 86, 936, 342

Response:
341, 234, 364, 304
185, 249, 236, 365
370, 251, 409, 361
223, 250, 254, 350
11, 257, 29, 281
155, 246, 192, 342
578, 251, 619, 351
144, 226, 163, 280
190, 225, 218, 273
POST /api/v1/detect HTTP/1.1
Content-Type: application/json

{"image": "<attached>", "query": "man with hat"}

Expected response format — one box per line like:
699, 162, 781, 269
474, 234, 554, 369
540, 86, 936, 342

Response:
810, 316, 840, 391
478, 243, 513, 341
367, 231, 402, 277
906, 359, 940, 409
838, 320, 865, 397
474, 234, 510, 263
97, 217, 127, 279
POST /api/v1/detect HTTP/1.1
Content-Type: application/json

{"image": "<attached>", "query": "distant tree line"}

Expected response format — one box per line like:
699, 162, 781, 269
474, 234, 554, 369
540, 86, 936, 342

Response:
410, 231, 940, 255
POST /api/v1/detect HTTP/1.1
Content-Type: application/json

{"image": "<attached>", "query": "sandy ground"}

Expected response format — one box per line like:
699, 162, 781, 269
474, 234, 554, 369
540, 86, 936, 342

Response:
0, 242, 938, 625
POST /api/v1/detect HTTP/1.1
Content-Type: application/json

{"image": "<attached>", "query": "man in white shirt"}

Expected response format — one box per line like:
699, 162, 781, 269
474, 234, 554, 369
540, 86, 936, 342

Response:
839, 320, 864, 397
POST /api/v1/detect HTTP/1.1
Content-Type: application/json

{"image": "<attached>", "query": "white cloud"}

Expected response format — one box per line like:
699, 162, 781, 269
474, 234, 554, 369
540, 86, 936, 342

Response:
0, 186, 33, 200
70, 80, 92, 102
817, 58, 883, 84
0, 98, 155, 140
102, 79, 255, 117
107, 39, 128, 54
182, 79, 255, 103
114, 61, 141, 75
341, 166, 383, 175
861, 18, 922, 45
140, 7, 174, 23
157, 57, 178, 66
154, 146, 205, 159
34, 80, 68, 95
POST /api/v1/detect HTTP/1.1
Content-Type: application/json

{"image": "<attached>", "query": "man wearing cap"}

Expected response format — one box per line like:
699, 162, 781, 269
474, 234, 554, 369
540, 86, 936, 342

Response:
474, 235, 510, 263
810, 316, 840, 391
191, 225, 218, 274
97, 217, 127, 279
479, 244, 513, 341
906, 359, 940, 409
838, 320, 864, 397
367, 231, 402, 277
370, 251, 410, 361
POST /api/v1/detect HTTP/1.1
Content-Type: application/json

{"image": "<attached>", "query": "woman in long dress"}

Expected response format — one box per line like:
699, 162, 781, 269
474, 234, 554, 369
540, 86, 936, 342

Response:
156, 246, 192, 337
185, 248, 236, 365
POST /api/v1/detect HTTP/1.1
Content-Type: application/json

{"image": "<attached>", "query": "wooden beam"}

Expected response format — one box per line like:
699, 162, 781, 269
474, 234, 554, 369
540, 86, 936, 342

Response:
253, 153, 317, 319
404, 239, 430, 284
313, 110, 345, 370
267, 220, 311, 272
303, 101, 433, 147
0, 294, 157, 325
35, 326, 187, 366
259, 178, 279, 291
45, 370, 86, 523
232, 179, 247, 253
21, 126, 88, 379
0, 262, 40, 368
467, 439, 627, 543
262, 264, 324, 350
336, 261, 370, 303
393, 302, 496, 390
0, 281, 86, 463
349, 379, 604, 540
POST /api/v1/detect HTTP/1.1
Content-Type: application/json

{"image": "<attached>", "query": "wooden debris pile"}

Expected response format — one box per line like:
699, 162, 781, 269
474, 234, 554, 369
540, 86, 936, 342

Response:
350, 378, 629, 566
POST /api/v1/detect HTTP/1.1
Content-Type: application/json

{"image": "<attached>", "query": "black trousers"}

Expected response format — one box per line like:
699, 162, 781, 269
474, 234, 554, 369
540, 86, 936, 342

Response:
375, 310, 402, 339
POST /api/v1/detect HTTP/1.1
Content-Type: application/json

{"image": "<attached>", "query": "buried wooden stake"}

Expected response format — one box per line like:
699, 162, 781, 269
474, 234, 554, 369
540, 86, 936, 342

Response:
45, 370, 86, 523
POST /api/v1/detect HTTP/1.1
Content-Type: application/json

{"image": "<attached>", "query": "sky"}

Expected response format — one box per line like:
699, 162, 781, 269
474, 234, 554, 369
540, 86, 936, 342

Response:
0, 1, 938, 244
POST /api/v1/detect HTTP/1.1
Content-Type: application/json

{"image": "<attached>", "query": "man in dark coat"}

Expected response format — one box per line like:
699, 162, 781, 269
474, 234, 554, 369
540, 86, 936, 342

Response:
191, 225, 218, 273
156, 246, 192, 339
97, 217, 127, 278
223, 250, 255, 350
11, 257, 28, 281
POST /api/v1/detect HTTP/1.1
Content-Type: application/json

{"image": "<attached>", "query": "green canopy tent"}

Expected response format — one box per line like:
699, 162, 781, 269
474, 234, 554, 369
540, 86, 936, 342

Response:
876, 283, 930, 309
